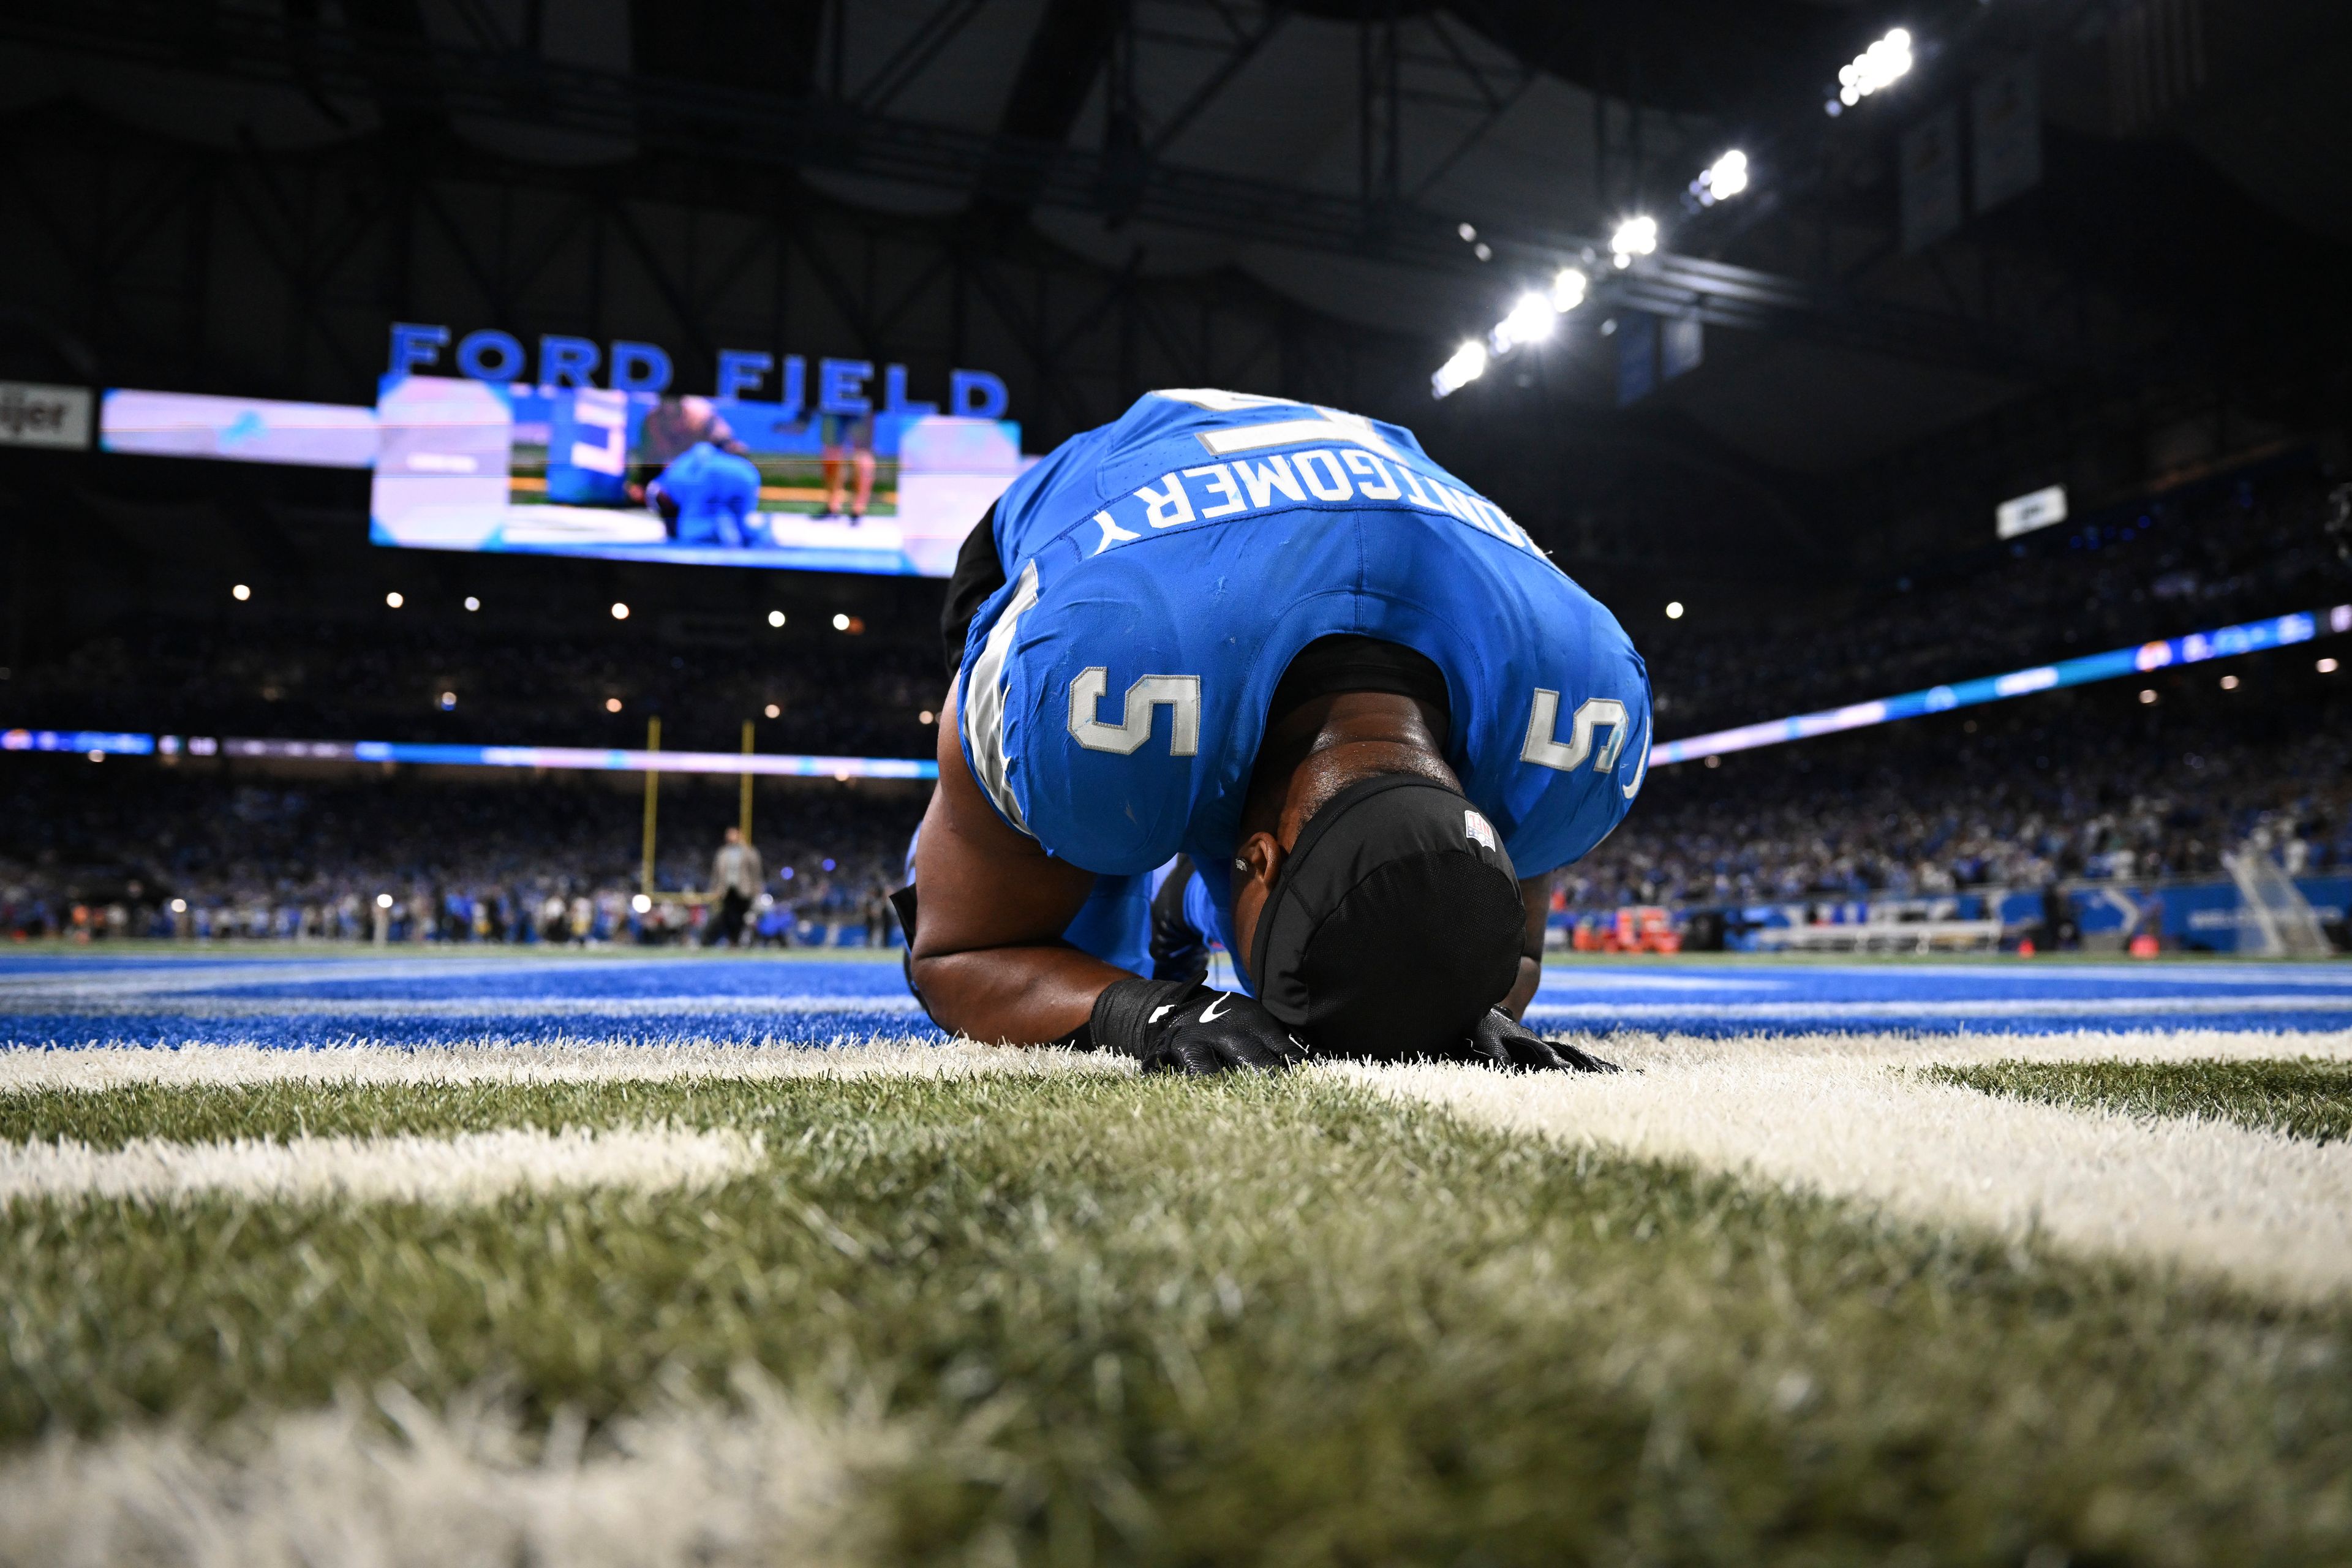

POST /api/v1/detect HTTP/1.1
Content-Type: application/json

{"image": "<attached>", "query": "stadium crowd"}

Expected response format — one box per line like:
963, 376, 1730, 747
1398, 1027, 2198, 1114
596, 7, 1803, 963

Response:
1571, 686, 2352, 913
1643, 465, 2345, 735
0, 764, 920, 946
16, 466, 2339, 759
7, 669, 2344, 945
4, 460, 2345, 941
3, 619, 946, 761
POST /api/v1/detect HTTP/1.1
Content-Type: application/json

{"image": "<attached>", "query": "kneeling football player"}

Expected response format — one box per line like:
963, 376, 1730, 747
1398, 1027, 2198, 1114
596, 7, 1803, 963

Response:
901, 390, 1648, 1074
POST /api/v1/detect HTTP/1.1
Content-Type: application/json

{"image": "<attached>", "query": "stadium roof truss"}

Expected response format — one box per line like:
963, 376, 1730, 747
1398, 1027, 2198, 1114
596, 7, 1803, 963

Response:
0, 0, 2163, 388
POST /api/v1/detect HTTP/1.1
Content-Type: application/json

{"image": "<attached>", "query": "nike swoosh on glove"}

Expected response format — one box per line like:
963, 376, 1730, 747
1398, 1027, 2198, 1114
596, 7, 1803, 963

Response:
1457, 1008, 1621, 1072
1090, 977, 1310, 1076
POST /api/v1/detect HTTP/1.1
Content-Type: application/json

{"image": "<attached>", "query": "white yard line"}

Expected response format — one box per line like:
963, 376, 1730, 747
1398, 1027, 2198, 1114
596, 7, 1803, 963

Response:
12, 1029, 2352, 1300
0, 1039, 1123, 1095
1342, 1044, 2352, 1303
0, 1125, 764, 1206
0, 1379, 878, 1568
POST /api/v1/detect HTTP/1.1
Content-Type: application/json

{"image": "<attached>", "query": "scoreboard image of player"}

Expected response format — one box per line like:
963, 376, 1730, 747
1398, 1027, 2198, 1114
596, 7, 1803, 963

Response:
370, 374, 1028, 578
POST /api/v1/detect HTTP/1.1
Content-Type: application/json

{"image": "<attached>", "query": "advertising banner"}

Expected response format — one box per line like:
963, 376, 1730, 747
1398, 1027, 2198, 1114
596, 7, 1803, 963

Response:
0, 382, 93, 450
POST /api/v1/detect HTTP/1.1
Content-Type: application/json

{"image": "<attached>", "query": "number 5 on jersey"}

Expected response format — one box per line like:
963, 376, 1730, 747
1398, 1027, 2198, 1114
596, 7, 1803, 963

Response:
1521, 689, 1630, 772
1069, 668, 1202, 755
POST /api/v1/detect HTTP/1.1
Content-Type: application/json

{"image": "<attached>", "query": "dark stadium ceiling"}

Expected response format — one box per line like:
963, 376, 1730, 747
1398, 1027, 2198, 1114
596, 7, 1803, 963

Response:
1, 1, 2346, 519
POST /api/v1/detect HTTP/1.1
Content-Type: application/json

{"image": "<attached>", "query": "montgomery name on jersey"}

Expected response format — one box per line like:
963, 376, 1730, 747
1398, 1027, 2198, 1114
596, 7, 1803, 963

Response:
952, 388, 1651, 969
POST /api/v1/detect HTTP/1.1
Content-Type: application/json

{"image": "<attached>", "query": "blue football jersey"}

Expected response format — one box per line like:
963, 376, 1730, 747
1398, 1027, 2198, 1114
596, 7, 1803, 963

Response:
655, 442, 762, 546
956, 389, 1650, 960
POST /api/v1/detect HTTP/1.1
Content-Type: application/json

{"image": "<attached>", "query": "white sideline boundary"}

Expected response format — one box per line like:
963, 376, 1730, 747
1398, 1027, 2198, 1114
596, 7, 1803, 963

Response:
0, 1125, 764, 1207
0, 1039, 1123, 1095
1342, 1031, 2352, 1304
0, 1378, 878, 1568
7, 1028, 2337, 1093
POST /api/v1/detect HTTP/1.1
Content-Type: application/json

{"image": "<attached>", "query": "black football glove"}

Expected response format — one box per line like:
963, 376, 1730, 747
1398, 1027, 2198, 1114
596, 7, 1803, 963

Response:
1450, 1008, 1621, 1073
1090, 978, 1310, 1076
1147, 856, 1212, 985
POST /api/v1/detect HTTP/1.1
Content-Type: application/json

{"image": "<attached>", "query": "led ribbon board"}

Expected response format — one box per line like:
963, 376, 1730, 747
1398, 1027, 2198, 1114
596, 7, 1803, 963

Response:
220, 739, 939, 780
1649, 604, 2352, 769
0, 729, 155, 755
4, 729, 934, 779
12, 604, 2345, 784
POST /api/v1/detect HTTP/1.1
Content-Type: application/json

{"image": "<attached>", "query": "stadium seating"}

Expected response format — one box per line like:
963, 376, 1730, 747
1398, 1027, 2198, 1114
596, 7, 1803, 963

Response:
7, 460, 2344, 949
0, 762, 918, 944
1645, 465, 2342, 736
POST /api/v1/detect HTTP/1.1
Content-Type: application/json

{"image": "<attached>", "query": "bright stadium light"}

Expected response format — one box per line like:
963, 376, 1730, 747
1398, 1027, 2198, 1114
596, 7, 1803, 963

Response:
611, 601, 629, 620
2220, 674, 2240, 690
631, 893, 653, 914
764, 703, 781, 718
385, 591, 404, 609
2139, 688, 2159, 704
170, 898, 187, 914
831, 612, 851, 631
1665, 601, 1685, 620
375, 892, 394, 909
1838, 28, 1913, 106
2323, 658, 2342, 674
231, 583, 251, 601
1431, 339, 1488, 399
1692, 149, 1749, 206
464, 596, 480, 611
1551, 267, 1588, 312
1610, 215, 1658, 268
605, 696, 623, 712
767, 609, 786, 628
438, 690, 456, 710
1490, 292, 1558, 353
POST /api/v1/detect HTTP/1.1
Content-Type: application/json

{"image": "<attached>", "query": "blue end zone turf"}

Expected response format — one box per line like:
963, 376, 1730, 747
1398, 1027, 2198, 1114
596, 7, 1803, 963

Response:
0, 954, 941, 1050
0, 951, 2346, 1047
1526, 962, 2352, 1036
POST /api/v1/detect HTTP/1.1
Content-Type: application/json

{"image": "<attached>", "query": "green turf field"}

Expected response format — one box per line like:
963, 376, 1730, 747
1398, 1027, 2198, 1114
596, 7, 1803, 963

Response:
2, 1027, 2350, 1566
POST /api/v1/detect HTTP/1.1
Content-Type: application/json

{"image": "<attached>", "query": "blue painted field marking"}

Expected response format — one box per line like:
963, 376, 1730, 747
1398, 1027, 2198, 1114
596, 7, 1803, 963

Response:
0, 953, 2345, 1047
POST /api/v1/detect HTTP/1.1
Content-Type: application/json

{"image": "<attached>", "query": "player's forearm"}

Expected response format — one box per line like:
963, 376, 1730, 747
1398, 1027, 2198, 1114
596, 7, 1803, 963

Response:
1504, 876, 1550, 1021
1501, 955, 1540, 1021
911, 944, 1131, 1046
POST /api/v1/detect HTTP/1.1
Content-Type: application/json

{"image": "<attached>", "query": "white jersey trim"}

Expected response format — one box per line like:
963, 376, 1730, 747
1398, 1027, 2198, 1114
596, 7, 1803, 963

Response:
960, 559, 1042, 837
